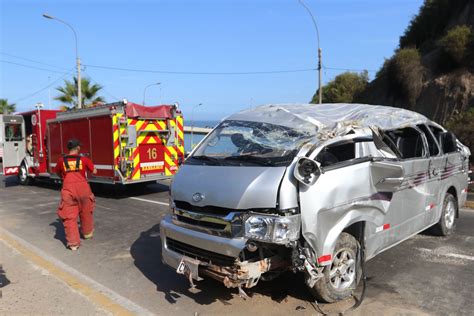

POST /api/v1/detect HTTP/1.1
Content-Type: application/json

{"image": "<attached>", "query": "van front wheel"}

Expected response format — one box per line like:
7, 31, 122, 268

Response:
309, 232, 360, 303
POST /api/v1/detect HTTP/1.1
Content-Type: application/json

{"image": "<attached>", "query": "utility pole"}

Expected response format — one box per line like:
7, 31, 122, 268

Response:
48, 76, 52, 109
298, 0, 323, 104
77, 56, 82, 109
318, 47, 322, 104
43, 14, 82, 109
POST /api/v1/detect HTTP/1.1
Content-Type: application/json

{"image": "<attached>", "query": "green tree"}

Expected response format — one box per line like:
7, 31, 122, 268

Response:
311, 71, 369, 104
445, 108, 474, 162
0, 98, 16, 114
438, 25, 472, 65
388, 48, 424, 107
399, 0, 468, 52
55, 77, 105, 109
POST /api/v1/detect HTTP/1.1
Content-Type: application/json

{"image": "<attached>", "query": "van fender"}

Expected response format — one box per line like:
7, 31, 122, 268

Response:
303, 204, 386, 266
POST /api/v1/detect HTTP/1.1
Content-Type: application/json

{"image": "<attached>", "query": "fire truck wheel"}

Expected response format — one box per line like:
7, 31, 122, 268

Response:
18, 163, 32, 185
309, 232, 360, 303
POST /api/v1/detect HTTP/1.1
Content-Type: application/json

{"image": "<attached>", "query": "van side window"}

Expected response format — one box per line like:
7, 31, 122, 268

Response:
385, 127, 425, 159
429, 125, 443, 140
416, 124, 440, 156
316, 143, 355, 167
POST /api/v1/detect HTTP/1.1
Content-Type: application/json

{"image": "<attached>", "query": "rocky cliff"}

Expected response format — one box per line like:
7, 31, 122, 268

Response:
360, 0, 474, 124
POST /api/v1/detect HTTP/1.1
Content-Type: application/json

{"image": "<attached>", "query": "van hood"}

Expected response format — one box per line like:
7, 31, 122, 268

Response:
171, 164, 287, 210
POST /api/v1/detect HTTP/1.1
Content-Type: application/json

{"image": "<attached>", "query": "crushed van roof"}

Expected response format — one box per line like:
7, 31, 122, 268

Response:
227, 103, 431, 136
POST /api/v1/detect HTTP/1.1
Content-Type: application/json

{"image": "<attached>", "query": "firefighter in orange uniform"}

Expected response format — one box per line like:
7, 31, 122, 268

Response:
56, 139, 97, 251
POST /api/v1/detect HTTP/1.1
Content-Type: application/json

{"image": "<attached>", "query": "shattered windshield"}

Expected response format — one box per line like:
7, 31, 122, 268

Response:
189, 120, 312, 166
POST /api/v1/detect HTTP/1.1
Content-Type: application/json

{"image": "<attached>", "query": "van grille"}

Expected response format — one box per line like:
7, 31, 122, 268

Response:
174, 201, 232, 216
176, 215, 227, 230
166, 237, 236, 266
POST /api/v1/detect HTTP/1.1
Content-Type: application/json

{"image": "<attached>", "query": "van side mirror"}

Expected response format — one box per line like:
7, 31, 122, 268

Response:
371, 161, 405, 192
439, 132, 457, 153
294, 157, 320, 185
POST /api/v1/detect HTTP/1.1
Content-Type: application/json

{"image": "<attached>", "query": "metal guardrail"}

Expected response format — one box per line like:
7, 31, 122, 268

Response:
183, 127, 212, 135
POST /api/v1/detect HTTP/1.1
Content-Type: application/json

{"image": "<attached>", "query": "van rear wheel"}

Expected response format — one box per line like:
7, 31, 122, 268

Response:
309, 232, 360, 303
431, 193, 457, 236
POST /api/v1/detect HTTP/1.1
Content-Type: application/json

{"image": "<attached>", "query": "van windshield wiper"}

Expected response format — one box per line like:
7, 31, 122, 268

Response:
191, 155, 222, 165
224, 155, 275, 166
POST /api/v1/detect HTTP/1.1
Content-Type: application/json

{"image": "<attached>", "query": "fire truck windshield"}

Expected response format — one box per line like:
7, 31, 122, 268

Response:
4, 123, 23, 141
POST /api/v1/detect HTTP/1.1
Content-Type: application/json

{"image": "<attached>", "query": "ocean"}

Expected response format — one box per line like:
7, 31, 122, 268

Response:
183, 120, 219, 152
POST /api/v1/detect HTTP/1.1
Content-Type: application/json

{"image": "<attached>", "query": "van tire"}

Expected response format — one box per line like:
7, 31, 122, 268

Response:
431, 193, 457, 236
18, 163, 32, 185
309, 233, 360, 303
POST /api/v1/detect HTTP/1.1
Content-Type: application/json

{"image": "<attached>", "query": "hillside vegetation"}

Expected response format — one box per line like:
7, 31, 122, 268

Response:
357, 0, 474, 156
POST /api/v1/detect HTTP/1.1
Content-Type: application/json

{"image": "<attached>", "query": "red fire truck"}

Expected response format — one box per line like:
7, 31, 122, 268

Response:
1, 101, 185, 185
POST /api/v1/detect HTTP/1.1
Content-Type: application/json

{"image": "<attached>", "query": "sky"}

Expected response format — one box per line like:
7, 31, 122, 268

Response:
0, 0, 423, 120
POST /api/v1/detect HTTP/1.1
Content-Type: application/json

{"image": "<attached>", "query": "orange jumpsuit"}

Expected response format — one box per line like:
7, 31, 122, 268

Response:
56, 155, 96, 247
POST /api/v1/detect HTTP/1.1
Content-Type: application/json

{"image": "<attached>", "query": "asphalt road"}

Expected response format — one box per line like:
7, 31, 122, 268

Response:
0, 173, 473, 315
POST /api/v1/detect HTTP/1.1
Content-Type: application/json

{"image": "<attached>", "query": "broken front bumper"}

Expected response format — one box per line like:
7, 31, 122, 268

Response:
160, 215, 287, 288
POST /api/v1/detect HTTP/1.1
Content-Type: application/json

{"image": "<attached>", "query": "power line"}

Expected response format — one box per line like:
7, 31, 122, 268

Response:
11, 69, 75, 104
323, 65, 378, 73
0, 51, 69, 71
1, 59, 70, 74
1, 51, 379, 76
83, 64, 317, 75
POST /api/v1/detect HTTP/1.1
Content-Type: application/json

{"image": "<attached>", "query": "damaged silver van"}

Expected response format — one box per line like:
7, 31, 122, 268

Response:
160, 104, 470, 302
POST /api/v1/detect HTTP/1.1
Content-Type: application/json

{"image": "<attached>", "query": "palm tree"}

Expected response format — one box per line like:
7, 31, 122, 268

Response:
55, 77, 105, 109
0, 99, 16, 114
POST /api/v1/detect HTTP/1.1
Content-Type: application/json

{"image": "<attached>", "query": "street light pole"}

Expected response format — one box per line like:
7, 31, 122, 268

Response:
42, 14, 82, 109
191, 103, 202, 149
143, 82, 161, 105
298, 0, 322, 104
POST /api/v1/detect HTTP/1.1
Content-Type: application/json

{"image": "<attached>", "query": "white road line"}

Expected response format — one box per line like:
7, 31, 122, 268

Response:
445, 253, 474, 261
129, 197, 169, 206
0, 226, 154, 316
416, 247, 474, 261
38, 210, 56, 215
95, 204, 115, 211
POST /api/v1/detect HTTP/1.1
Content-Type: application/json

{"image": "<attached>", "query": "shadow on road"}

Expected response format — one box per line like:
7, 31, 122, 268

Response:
130, 223, 314, 306
49, 219, 67, 248
0, 264, 11, 289
1, 174, 169, 200
1, 175, 20, 188
89, 181, 169, 199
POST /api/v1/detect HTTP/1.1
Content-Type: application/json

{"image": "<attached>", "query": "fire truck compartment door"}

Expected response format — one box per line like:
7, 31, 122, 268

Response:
167, 124, 176, 146
1, 115, 26, 175
127, 126, 137, 147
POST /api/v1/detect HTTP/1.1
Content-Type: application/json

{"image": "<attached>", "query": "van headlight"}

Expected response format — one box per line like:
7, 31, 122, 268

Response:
244, 213, 301, 244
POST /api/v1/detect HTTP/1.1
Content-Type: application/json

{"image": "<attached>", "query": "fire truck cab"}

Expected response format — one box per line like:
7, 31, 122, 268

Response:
1, 114, 26, 177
